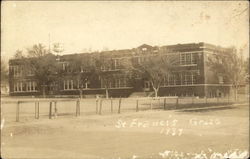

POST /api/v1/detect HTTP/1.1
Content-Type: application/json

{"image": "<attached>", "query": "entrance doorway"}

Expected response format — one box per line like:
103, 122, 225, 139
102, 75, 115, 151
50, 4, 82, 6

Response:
144, 81, 150, 91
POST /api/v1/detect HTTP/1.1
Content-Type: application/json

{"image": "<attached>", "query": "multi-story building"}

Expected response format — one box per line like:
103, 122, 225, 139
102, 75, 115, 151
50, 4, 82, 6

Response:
9, 42, 233, 97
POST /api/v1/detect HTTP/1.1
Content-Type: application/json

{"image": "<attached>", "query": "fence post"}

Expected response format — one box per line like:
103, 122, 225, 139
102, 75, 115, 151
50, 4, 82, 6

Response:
49, 102, 52, 119
118, 98, 121, 114
99, 99, 102, 115
228, 94, 230, 103
37, 101, 40, 119
111, 98, 113, 114
78, 99, 81, 116
16, 101, 20, 122
76, 99, 79, 117
150, 97, 153, 110
96, 98, 99, 114
175, 97, 179, 109
163, 98, 166, 110
217, 97, 219, 104
35, 102, 37, 119
136, 99, 139, 112
54, 101, 57, 118
192, 96, 194, 104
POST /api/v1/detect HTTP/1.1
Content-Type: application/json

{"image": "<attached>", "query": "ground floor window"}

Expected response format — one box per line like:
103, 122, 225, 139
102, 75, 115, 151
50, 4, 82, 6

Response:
63, 80, 74, 90
13, 81, 37, 92
162, 71, 198, 86
101, 77, 129, 88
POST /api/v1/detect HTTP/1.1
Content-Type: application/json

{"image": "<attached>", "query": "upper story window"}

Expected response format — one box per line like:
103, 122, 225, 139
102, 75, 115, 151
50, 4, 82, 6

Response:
142, 48, 147, 51
27, 69, 35, 76
180, 52, 198, 66
62, 62, 69, 71
12, 65, 22, 77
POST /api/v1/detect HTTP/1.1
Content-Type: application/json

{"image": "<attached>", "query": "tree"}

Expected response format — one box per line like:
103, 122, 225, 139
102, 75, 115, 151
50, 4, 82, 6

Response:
208, 48, 247, 101
95, 55, 114, 99
25, 44, 59, 97
67, 54, 96, 98
1, 59, 9, 83
14, 50, 24, 59
123, 54, 178, 97
27, 43, 48, 57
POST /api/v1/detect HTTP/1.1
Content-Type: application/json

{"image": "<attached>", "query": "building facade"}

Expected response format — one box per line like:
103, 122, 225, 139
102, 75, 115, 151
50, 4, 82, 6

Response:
9, 42, 233, 97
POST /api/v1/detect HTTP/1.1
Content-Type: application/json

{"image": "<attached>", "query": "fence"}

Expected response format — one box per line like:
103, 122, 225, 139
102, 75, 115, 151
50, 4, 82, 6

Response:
1, 96, 247, 122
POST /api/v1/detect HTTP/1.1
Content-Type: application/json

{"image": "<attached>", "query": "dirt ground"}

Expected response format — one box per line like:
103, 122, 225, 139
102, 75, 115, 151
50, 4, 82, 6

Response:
1, 99, 249, 159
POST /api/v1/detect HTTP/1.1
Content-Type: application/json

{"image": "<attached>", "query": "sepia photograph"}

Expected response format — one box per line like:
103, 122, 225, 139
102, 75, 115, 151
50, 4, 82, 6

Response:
1, 1, 249, 159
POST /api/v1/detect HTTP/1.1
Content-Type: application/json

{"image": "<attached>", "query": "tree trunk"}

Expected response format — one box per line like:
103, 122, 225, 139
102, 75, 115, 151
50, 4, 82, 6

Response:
79, 89, 83, 99
153, 87, 158, 97
42, 85, 46, 98
105, 88, 109, 99
234, 87, 238, 102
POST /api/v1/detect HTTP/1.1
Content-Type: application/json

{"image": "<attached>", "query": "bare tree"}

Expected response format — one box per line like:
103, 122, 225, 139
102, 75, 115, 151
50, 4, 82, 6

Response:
25, 44, 59, 97
1, 59, 9, 83
14, 50, 24, 59
208, 47, 247, 101
122, 54, 178, 97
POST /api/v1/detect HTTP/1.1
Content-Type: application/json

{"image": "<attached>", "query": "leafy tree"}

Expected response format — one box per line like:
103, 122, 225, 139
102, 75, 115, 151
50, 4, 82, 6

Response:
208, 48, 247, 101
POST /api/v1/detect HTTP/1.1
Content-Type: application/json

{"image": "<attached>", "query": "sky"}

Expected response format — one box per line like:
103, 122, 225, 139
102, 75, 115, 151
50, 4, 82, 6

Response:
1, 1, 249, 61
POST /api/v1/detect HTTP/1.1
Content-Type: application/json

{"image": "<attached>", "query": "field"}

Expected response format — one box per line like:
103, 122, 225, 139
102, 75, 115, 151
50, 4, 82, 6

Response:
1, 96, 249, 159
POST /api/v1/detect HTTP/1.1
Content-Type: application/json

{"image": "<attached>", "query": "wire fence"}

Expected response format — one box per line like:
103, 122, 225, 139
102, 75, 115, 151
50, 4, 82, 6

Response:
1, 95, 248, 123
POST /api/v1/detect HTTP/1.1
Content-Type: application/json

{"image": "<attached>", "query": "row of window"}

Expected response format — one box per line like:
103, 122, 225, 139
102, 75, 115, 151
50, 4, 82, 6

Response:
13, 81, 37, 92
63, 79, 90, 90
10, 66, 34, 77
161, 72, 199, 86
180, 52, 198, 65
100, 77, 129, 88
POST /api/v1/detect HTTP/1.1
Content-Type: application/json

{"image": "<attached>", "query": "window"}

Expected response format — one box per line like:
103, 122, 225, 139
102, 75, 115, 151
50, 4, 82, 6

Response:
13, 66, 22, 77
26, 81, 37, 92
218, 75, 224, 84
191, 53, 198, 64
64, 80, 74, 90
180, 52, 198, 65
62, 62, 69, 71
14, 81, 32, 92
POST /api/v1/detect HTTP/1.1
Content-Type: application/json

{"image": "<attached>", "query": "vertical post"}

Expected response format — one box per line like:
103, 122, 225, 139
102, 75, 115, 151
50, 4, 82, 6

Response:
136, 99, 139, 112
163, 98, 166, 110
217, 97, 219, 104
176, 97, 179, 109
99, 99, 102, 115
150, 97, 153, 110
76, 100, 79, 117
54, 101, 57, 118
78, 99, 81, 116
35, 102, 37, 119
192, 96, 194, 104
96, 99, 99, 114
49, 102, 52, 119
37, 101, 40, 119
110, 98, 113, 114
16, 101, 20, 122
118, 98, 121, 114
228, 94, 230, 103
205, 96, 207, 104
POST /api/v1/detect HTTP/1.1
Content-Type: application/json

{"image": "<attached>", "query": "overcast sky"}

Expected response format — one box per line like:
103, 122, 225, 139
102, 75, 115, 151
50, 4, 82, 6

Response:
1, 1, 249, 61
